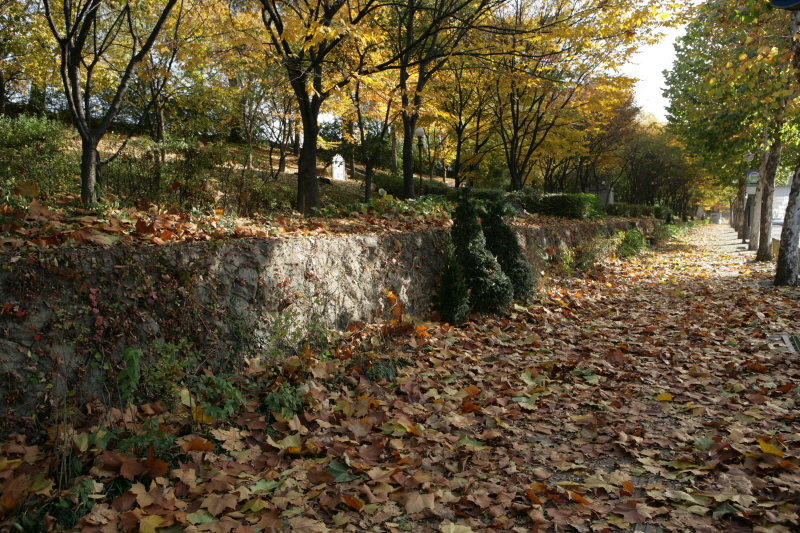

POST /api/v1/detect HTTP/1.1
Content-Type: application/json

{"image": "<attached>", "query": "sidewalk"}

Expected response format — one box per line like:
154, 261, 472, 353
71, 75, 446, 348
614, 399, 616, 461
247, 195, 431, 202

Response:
686, 221, 752, 260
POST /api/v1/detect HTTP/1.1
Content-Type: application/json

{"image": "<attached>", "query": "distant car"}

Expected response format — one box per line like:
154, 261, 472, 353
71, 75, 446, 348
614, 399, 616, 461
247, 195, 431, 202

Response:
708, 212, 721, 224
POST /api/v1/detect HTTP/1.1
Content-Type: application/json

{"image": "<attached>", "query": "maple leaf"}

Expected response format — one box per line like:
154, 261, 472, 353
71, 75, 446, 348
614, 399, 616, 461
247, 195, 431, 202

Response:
140, 514, 168, 533
611, 500, 656, 524
202, 493, 239, 516
288, 516, 329, 533
405, 492, 436, 514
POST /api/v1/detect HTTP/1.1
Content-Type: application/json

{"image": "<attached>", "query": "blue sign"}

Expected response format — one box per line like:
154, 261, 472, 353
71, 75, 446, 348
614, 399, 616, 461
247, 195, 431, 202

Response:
747, 170, 759, 186
771, 0, 800, 10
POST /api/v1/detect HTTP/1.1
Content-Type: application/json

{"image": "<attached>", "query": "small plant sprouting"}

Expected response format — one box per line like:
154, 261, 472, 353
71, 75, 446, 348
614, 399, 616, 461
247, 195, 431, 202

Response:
262, 381, 310, 420
118, 348, 142, 406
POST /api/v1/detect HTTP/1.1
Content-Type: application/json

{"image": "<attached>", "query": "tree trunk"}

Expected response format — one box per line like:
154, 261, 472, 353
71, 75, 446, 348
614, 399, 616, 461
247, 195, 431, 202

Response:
80, 137, 99, 204
401, 113, 417, 199
749, 179, 762, 251
296, 129, 321, 215
736, 177, 748, 239
774, 11, 800, 284
0, 70, 5, 115
391, 126, 397, 174
775, 158, 800, 285
756, 135, 784, 261
364, 164, 374, 203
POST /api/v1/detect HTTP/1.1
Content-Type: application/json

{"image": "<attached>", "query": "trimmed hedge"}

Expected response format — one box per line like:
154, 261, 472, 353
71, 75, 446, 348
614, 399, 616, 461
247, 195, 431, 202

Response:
536, 193, 603, 220
606, 203, 672, 220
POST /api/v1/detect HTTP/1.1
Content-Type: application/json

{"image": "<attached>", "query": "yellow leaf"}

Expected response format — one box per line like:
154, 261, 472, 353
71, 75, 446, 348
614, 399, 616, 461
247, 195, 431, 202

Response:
656, 393, 673, 402
757, 439, 784, 457
139, 514, 165, 533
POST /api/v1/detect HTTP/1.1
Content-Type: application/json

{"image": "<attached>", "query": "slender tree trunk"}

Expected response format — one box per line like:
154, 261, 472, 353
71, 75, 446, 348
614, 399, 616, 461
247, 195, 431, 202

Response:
750, 180, 762, 251
401, 112, 417, 199
736, 177, 748, 239
364, 164, 374, 202
80, 137, 100, 204
756, 136, 783, 260
390, 126, 397, 174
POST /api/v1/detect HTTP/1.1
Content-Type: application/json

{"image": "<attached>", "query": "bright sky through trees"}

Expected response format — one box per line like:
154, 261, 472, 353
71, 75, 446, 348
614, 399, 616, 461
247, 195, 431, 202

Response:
622, 26, 685, 121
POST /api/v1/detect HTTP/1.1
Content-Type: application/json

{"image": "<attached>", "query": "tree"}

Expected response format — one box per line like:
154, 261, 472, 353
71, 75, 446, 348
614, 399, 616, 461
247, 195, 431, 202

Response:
665, 0, 799, 258
489, 0, 678, 191
774, 10, 800, 286
376, 0, 503, 198
257, 0, 384, 214
42, 0, 179, 204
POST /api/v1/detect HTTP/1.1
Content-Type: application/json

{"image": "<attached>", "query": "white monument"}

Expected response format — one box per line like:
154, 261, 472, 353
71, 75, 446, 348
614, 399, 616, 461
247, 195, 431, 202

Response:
332, 154, 346, 181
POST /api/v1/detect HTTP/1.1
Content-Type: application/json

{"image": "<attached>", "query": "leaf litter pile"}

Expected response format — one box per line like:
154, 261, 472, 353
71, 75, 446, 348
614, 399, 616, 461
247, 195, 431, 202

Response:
1, 224, 799, 533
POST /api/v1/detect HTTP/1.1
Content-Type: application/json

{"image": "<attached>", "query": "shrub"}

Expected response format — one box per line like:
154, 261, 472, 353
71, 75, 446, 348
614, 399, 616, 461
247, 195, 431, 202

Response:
653, 205, 673, 220
451, 198, 513, 314
617, 228, 648, 258
508, 186, 543, 213
0, 115, 77, 197
605, 203, 629, 217
437, 243, 470, 325
481, 201, 535, 301
536, 193, 602, 220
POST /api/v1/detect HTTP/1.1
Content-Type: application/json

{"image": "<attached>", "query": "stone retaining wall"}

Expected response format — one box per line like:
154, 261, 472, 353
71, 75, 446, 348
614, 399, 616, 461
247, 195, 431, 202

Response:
0, 218, 652, 416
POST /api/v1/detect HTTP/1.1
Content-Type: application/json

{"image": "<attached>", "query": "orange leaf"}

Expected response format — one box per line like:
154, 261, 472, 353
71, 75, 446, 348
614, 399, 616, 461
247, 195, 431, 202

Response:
621, 480, 634, 497
144, 445, 169, 478
342, 494, 364, 511
182, 438, 216, 452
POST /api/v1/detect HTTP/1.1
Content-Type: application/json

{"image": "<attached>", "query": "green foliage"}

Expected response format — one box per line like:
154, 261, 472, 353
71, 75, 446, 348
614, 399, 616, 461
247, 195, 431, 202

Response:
617, 229, 648, 258
536, 193, 603, 220
607, 203, 671, 219
437, 243, 471, 325
262, 381, 310, 419
140, 340, 195, 410
372, 171, 451, 198
0, 115, 77, 197
451, 198, 513, 314
118, 348, 142, 406
190, 373, 245, 420
480, 201, 535, 301
313, 190, 451, 220
507, 186, 543, 213
653, 205, 673, 220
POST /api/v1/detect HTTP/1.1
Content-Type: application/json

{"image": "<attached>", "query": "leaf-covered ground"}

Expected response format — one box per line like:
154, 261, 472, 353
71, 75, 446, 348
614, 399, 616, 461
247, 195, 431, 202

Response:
2, 223, 799, 533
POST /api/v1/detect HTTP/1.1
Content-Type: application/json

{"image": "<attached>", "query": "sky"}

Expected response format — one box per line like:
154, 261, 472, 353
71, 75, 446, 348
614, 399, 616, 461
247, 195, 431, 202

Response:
620, 26, 686, 122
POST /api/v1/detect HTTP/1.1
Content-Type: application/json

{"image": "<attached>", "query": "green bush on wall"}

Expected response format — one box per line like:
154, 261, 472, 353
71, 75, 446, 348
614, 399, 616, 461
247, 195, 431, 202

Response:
536, 193, 602, 220
481, 200, 535, 301
437, 243, 471, 325
451, 197, 513, 314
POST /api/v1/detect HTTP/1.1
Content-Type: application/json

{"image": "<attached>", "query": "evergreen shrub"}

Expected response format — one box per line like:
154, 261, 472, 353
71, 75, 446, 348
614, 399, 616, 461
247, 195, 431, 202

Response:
437, 243, 470, 325
481, 201, 535, 301
451, 198, 513, 314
